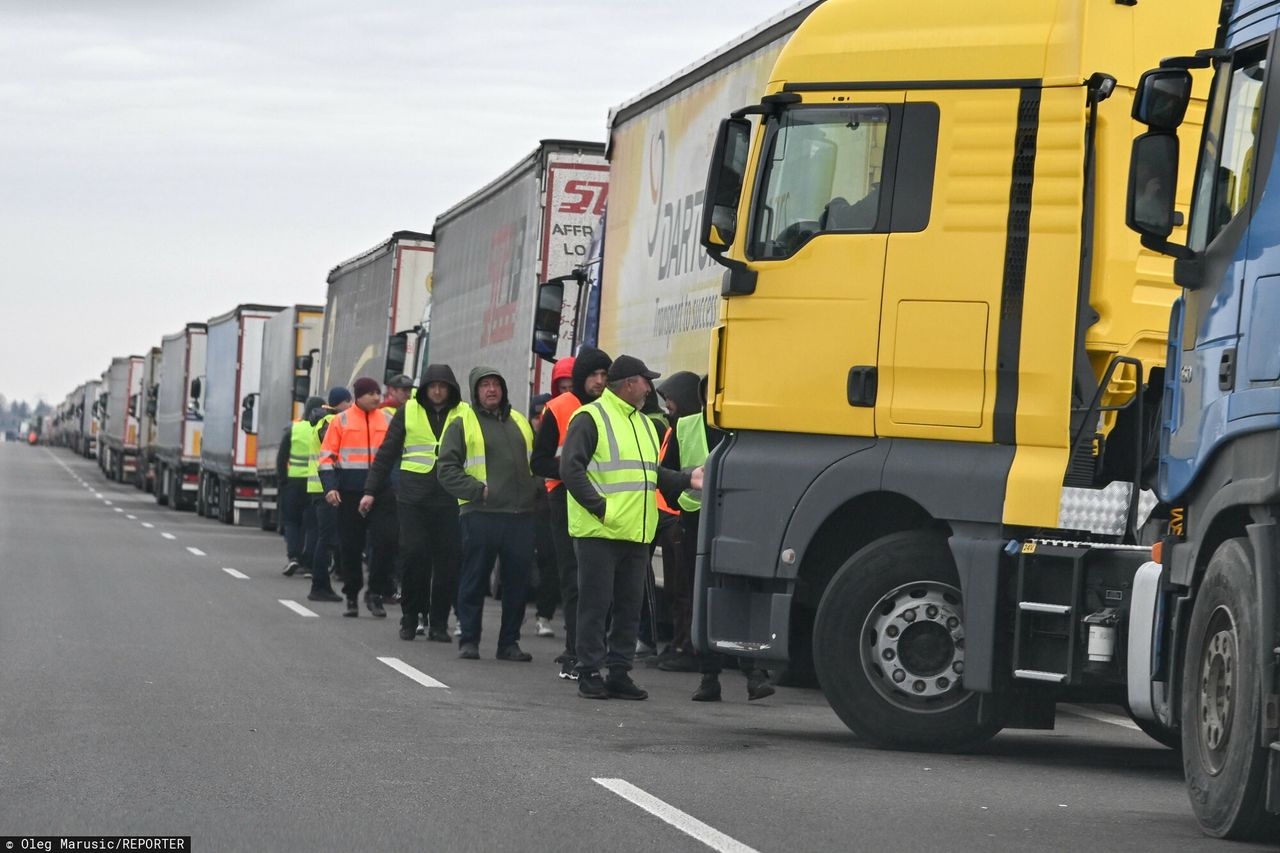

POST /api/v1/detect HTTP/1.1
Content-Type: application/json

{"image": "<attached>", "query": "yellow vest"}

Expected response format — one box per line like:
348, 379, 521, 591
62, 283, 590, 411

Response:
402, 401, 463, 474
307, 413, 334, 494
566, 389, 660, 543
456, 404, 533, 506
287, 420, 314, 479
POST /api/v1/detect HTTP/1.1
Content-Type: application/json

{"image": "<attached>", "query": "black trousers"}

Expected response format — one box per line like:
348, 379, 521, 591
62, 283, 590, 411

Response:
335, 490, 397, 599
548, 488, 579, 660
310, 497, 338, 594
533, 502, 559, 620
574, 537, 648, 675
280, 478, 311, 564
397, 499, 460, 631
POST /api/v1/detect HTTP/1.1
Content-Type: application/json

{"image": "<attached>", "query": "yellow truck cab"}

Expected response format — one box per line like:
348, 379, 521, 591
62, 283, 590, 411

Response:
695, 0, 1216, 749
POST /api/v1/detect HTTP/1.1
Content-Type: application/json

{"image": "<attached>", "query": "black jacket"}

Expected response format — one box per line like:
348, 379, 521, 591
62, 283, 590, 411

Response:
529, 346, 612, 484
365, 364, 461, 505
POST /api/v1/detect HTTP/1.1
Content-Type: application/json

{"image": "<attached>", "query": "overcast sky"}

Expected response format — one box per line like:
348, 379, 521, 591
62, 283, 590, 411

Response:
0, 0, 795, 406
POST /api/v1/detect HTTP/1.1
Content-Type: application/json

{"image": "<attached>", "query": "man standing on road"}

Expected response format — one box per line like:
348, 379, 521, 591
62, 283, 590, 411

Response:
382, 374, 414, 413
665, 376, 774, 703
305, 391, 345, 603
318, 377, 397, 618
277, 397, 323, 578
436, 366, 538, 662
560, 355, 700, 700
529, 347, 612, 680
363, 365, 465, 642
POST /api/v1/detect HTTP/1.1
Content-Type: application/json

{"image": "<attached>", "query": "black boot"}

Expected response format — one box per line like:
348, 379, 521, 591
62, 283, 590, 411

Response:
746, 669, 775, 701
344, 597, 358, 617
692, 673, 721, 702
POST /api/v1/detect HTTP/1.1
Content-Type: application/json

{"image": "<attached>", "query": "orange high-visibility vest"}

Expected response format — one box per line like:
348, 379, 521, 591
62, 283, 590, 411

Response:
656, 426, 679, 517
543, 392, 581, 493
318, 405, 393, 479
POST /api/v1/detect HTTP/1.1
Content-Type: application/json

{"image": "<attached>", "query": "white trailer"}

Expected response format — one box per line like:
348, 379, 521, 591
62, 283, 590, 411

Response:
321, 231, 434, 393
100, 355, 144, 482
430, 140, 607, 414
134, 345, 163, 493
155, 323, 207, 510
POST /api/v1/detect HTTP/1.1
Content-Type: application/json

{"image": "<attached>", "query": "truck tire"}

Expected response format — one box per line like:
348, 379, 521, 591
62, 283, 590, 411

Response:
196, 474, 209, 517
1181, 537, 1280, 841
813, 529, 1002, 751
155, 466, 169, 506
217, 477, 234, 525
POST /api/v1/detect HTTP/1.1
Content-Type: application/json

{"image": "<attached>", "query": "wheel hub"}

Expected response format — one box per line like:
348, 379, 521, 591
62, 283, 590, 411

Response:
864, 582, 966, 705
1197, 609, 1237, 774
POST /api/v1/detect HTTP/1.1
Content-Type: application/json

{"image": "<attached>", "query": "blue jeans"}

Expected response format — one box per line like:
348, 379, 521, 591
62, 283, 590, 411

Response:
456, 512, 533, 650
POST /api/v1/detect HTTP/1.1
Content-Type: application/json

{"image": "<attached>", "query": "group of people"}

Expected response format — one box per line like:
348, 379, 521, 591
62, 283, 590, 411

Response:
273, 348, 774, 703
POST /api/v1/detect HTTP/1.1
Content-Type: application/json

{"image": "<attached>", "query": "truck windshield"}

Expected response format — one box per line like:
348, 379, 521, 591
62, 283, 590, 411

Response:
1188, 42, 1268, 251
749, 105, 889, 260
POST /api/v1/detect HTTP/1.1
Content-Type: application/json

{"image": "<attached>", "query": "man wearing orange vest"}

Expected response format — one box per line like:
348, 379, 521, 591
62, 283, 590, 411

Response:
530, 346, 612, 680
319, 377, 397, 618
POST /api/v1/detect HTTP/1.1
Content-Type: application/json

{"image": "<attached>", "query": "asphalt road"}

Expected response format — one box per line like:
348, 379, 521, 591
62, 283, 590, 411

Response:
1, 443, 1272, 852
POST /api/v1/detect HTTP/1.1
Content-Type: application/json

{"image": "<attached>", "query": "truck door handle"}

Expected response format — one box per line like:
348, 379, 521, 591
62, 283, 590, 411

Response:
847, 366, 877, 408
1219, 348, 1236, 392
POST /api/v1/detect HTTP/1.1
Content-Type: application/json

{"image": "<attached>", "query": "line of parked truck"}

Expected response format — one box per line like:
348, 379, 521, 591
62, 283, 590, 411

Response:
35, 0, 1280, 840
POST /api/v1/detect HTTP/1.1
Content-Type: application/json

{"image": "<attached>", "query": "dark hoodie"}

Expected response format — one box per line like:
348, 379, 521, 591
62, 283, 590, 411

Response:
365, 364, 462, 505
436, 365, 537, 515
657, 371, 701, 423
530, 346, 612, 481
662, 374, 723, 475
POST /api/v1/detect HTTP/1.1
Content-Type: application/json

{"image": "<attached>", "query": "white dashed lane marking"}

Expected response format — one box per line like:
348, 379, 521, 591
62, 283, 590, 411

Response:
186, 547, 206, 556
377, 657, 449, 689
141, 523, 154, 529
161, 532, 176, 540
278, 600, 318, 618
593, 778, 759, 853
126, 515, 136, 520
222, 568, 249, 579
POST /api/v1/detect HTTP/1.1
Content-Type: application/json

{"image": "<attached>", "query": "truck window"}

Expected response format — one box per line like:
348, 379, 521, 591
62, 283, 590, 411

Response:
1188, 42, 1268, 252
748, 106, 889, 260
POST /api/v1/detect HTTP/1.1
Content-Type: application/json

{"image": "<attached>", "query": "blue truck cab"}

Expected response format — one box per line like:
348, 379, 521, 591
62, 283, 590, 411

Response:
1128, 0, 1280, 839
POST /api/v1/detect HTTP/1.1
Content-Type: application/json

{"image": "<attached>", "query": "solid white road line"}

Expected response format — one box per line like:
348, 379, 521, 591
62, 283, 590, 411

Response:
279, 599, 319, 618
1058, 703, 1141, 731
377, 656, 449, 689
161, 532, 176, 540
222, 568, 249, 579
141, 522, 155, 529
186, 547, 206, 556
593, 778, 760, 853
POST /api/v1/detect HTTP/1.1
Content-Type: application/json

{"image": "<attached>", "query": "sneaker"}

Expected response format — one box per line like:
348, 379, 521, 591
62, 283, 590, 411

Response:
496, 644, 533, 662
282, 560, 301, 577
458, 642, 480, 660
416, 616, 426, 636
301, 570, 313, 579
452, 624, 462, 637
398, 625, 415, 641
343, 597, 358, 618
365, 594, 386, 618
657, 651, 701, 673
307, 589, 343, 603
426, 627, 451, 643
558, 659, 579, 681
536, 618, 555, 638
604, 671, 648, 701
578, 671, 608, 700
634, 640, 656, 659
746, 670, 775, 701
692, 673, 722, 702
385, 592, 402, 606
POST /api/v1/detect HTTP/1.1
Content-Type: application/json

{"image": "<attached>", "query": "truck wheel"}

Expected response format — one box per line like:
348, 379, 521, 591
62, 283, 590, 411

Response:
1181, 537, 1280, 840
217, 478, 234, 525
813, 529, 1001, 750
155, 466, 169, 506
196, 474, 209, 517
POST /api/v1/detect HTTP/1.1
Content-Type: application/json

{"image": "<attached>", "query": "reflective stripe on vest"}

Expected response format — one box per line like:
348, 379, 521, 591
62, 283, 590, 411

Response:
307, 414, 333, 493
287, 420, 314, 479
456, 404, 534, 506
543, 392, 581, 493
675, 413, 709, 512
566, 388, 660, 544
401, 401, 463, 474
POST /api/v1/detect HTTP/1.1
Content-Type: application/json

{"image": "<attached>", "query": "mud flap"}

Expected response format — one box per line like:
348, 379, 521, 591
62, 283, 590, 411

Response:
1269, 741, 1280, 813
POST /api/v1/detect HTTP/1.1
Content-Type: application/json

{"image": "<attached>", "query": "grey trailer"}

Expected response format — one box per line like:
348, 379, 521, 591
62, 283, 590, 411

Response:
134, 345, 163, 493
154, 323, 207, 510
100, 355, 143, 482
199, 304, 283, 525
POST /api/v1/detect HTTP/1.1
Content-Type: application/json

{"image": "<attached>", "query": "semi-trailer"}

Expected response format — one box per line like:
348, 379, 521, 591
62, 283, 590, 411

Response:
134, 345, 163, 493
199, 304, 283, 525
99, 355, 143, 482
154, 323, 207, 510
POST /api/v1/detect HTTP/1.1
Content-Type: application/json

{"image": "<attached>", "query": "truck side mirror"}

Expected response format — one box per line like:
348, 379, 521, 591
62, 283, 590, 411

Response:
241, 393, 258, 434
1132, 68, 1193, 130
295, 354, 314, 372
128, 394, 138, 418
700, 118, 752, 255
190, 377, 202, 401
532, 279, 566, 360
292, 375, 311, 404
146, 385, 159, 418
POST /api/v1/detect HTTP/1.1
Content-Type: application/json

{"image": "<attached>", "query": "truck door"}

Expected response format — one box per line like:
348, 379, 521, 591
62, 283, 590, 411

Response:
1164, 37, 1271, 498
717, 93, 904, 437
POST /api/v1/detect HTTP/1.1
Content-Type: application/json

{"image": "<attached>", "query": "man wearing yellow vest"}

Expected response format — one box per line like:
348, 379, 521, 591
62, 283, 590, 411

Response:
276, 395, 326, 578
664, 375, 774, 703
362, 365, 465, 642
305, 392, 344, 602
436, 366, 538, 662
560, 355, 702, 700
